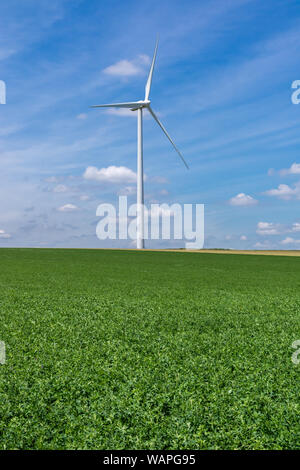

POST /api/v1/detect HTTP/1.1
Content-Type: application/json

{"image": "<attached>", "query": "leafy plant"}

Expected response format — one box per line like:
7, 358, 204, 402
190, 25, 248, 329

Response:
0, 248, 299, 449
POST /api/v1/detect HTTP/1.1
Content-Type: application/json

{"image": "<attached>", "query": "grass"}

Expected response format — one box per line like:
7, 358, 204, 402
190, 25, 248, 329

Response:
0, 247, 299, 450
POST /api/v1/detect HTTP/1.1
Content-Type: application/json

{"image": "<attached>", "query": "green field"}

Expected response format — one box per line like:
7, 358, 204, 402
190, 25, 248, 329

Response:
0, 248, 299, 449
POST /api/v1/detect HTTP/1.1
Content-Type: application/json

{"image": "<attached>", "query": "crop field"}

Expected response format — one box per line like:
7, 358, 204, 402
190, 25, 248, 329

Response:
0, 248, 299, 450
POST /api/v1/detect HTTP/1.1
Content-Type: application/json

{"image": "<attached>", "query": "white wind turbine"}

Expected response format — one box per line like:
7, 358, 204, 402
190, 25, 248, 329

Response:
91, 39, 189, 249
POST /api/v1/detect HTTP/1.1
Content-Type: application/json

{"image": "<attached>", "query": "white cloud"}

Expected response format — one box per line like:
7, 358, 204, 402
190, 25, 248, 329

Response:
79, 194, 89, 201
264, 182, 300, 200
103, 54, 150, 77
151, 176, 169, 184
107, 108, 136, 118
118, 186, 136, 196
254, 221, 300, 237
280, 237, 300, 245
160, 189, 169, 196
83, 165, 137, 184
254, 241, 272, 249
240, 235, 247, 240
53, 184, 68, 193
57, 204, 78, 212
279, 162, 300, 176
138, 54, 151, 65
0, 229, 11, 239
229, 193, 258, 206
292, 222, 300, 232
77, 113, 87, 120
45, 176, 59, 183
256, 222, 280, 235
104, 59, 141, 76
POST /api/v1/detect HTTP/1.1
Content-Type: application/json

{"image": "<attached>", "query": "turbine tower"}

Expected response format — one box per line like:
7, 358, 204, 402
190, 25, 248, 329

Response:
91, 39, 188, 249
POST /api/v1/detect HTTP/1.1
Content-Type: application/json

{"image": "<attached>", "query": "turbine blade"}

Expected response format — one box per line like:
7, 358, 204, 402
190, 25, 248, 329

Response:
145, 38, 159, 101
148, 106, 189, 169
91, 102, 141, 109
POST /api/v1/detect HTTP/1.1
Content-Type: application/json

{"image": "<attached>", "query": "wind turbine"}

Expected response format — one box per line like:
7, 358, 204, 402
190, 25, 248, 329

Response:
91, 39, 188, 249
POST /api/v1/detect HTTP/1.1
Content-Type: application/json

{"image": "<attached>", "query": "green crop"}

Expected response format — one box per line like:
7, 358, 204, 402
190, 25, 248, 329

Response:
0, 248, 299, 449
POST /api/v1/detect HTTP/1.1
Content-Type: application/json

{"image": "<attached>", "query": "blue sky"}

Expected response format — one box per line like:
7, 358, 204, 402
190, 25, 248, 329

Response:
1, 0, 300, 249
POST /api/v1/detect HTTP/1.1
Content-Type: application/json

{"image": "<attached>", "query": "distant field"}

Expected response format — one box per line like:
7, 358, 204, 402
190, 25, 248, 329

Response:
197, 249, 300, 256
0, 248, 299, 449
101, 248, 300, 257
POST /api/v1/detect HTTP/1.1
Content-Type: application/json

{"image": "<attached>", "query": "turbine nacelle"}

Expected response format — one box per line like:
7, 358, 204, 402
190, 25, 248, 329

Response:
130, 100, 150, 111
